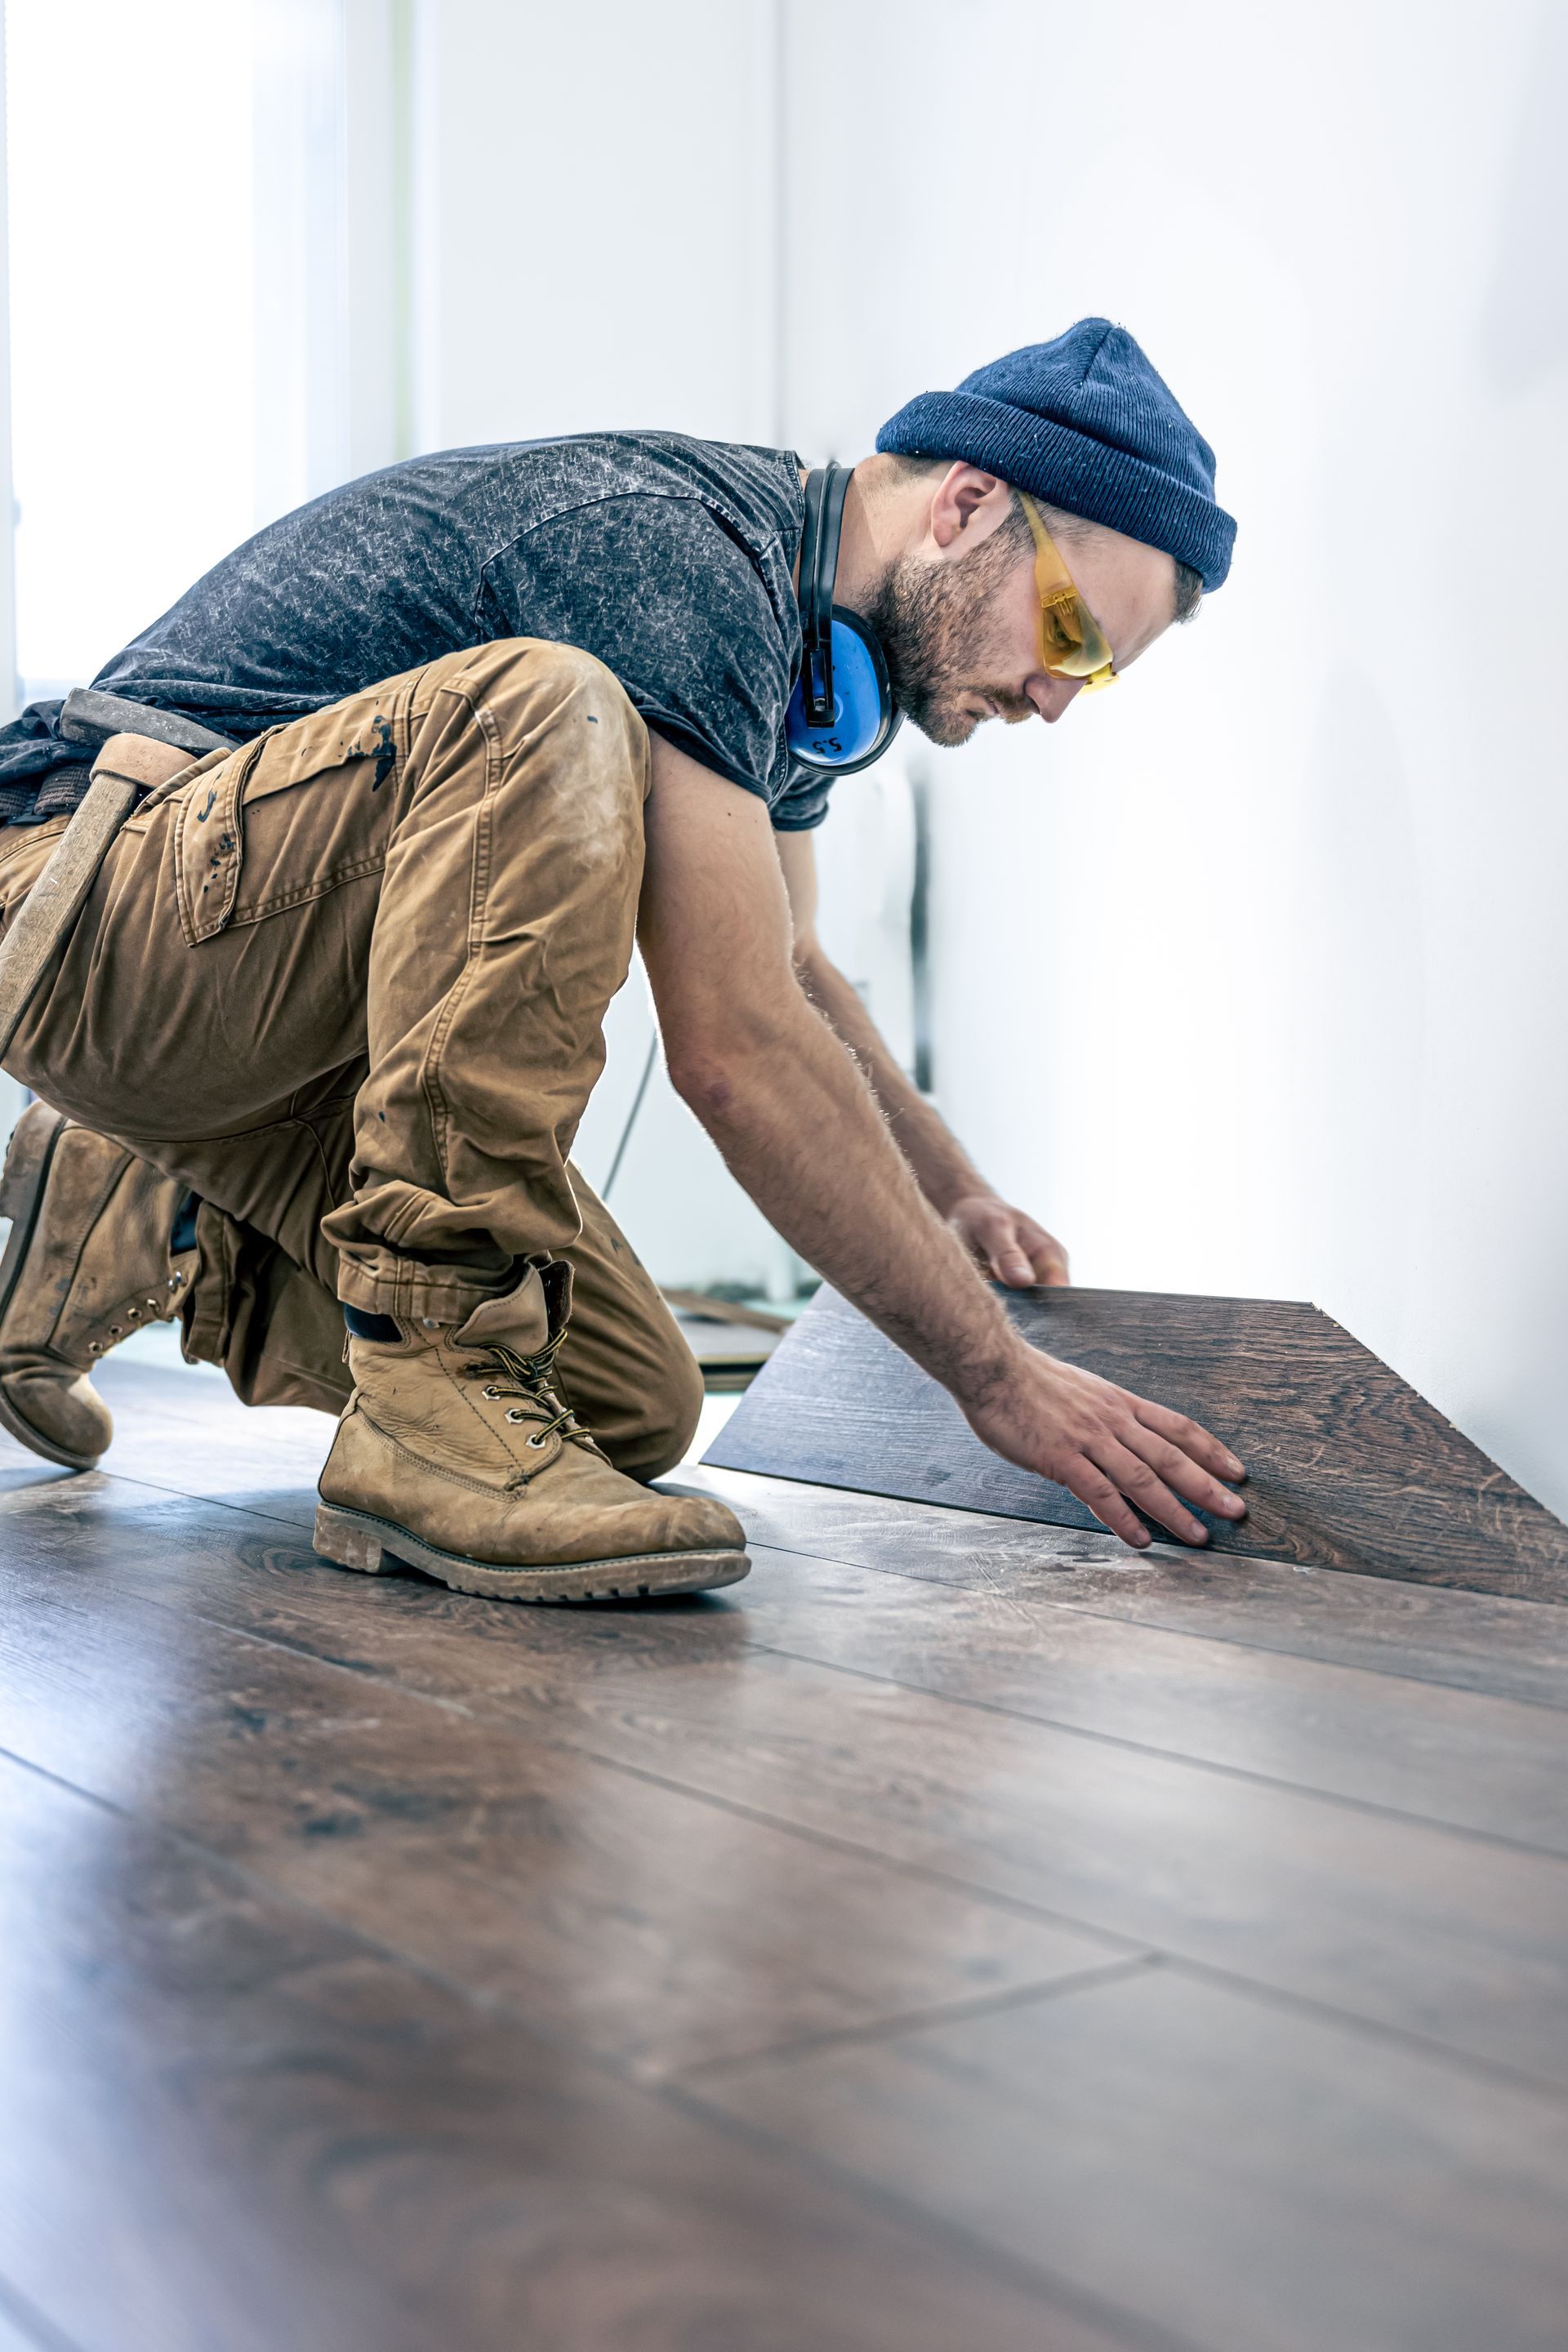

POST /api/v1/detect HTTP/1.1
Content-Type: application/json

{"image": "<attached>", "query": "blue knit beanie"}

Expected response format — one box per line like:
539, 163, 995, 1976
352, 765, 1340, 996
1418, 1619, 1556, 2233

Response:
875, 318, 1236, 592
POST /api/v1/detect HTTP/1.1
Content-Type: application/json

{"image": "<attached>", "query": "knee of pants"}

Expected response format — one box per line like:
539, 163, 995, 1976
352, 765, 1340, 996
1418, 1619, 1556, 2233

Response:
642, 1339, 706, 1482
595, 1332, 705, 1486
424, 639, 646, 765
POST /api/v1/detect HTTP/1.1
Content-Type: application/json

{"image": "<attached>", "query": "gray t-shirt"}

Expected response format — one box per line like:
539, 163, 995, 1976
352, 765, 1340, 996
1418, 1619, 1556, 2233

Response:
0, 431, 831, 831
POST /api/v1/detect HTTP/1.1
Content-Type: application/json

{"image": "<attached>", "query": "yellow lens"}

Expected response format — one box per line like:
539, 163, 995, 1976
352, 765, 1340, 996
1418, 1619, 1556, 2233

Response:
1022, 494, 1117, 688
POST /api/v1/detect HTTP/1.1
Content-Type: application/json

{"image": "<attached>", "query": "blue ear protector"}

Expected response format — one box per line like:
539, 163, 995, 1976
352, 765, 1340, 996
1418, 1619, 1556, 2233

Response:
785, 464, 902, 776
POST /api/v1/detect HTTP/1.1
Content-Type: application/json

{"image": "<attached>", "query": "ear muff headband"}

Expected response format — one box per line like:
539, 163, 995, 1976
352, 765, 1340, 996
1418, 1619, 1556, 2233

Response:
786, 465, 902, 776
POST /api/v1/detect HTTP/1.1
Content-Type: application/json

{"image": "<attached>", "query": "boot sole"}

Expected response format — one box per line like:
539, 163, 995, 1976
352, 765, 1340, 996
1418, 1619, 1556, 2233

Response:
0, 1105, 101, 1473
312, 1499, 751, 1604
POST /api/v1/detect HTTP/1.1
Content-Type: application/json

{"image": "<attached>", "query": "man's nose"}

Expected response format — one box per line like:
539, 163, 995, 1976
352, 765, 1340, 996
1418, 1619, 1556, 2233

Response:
1027, 675, 1084, 724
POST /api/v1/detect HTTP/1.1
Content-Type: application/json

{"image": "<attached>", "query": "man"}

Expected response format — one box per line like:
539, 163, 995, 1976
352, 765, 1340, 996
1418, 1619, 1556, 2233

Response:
0, 317, 1248, 1601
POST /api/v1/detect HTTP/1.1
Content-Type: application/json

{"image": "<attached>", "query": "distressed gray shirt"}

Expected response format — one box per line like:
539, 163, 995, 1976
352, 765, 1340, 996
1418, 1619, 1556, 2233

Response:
0, 432, 831, 831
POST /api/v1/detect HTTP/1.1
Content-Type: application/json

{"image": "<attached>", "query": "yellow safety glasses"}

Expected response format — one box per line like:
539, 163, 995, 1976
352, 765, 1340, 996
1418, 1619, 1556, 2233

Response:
1019, 492, 1117, 692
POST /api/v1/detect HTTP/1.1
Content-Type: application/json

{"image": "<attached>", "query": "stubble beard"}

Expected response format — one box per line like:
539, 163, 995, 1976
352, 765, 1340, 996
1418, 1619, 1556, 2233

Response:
859, 514, 1032, 748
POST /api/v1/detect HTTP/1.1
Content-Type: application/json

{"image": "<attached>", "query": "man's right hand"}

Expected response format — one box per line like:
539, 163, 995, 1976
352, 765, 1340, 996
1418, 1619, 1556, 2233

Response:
958, 1343, 1247, 1550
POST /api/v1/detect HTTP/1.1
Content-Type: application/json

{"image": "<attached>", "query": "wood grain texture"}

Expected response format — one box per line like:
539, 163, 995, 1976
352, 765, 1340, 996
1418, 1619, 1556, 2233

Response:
682, 1463, 1568, 1712
706, 1285, 1568, 1597
516, 1647, 1568, 2088
693, 1961, 1568, 2352
8, 1357, 1568, 2349
0, 1546, 1122, 2082
42, 1468, 1568, 1860
725, 1547, 1568, 1855
7, 1466, 1567, 2085
0, 1755, 1119, 2352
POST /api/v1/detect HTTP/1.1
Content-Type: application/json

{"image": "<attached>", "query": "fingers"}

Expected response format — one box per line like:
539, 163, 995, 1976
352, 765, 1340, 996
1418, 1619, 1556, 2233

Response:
992, 1232, 1036, 1285
1120, 1420, 1247, 1523
1132, 1396, 1246, 1483
1064, 1459, 1157, 1551
988, 1218, 1070, 1290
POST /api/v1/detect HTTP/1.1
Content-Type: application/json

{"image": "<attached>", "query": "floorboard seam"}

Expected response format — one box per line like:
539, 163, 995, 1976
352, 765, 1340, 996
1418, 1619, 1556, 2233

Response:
736, 1631, 1568, 1864
0, 1460, 315, 1532
32, 1584, 1159, 1959
657, 2075, 1211, 2352
0, 1740, 1166, 2352
134, 1554, 1568, 1873
671, 1951, 1165, 2082
59, 1575, 1568, 2083
727, 1530, 1568, 1716
16, 1517, 1568, 2107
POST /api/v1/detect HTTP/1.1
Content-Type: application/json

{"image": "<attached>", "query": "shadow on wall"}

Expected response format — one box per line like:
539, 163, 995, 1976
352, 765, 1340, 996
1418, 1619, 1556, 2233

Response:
1482, 0, 1568, 390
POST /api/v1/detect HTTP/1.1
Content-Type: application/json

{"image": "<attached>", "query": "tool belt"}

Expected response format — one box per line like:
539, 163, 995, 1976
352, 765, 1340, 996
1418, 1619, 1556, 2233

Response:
0, 689, 239, 1066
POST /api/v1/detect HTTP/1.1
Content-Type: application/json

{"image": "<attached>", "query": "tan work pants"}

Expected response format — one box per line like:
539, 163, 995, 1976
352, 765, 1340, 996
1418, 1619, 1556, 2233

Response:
0, 640, 702, 1480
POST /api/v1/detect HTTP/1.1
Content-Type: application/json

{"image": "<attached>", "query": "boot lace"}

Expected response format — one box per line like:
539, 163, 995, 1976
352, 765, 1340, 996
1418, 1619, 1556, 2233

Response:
462, 1331, 595, 1473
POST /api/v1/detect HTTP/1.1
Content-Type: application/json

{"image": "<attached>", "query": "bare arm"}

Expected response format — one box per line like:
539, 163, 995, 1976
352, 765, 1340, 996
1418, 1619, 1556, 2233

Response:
637, 734, 1245, 1549
775, 829, 1069, 1286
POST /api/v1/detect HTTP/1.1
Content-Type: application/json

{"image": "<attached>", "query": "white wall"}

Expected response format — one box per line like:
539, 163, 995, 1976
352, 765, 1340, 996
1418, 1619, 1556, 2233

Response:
5, 0, 258, 694
778, 0, 1568, 1515
408, 0, 781, 452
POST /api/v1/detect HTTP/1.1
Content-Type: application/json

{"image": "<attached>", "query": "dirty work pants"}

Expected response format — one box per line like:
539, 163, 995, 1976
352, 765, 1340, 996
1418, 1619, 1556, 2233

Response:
0, 639, 702, 1481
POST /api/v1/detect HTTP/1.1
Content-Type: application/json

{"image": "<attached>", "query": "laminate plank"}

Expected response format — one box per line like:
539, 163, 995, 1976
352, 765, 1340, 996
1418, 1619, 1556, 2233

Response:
682, 1463, 1568, 1713
0, 1553, 1125, 2080
486, 1649, 1568, 2087
0, 1754, 1125, 2352
691, 1961, 1568, 2352
706, 1285, 1568, 1596
41, 1467, 1568, 1860
10, 1477, 1566, 2083
89, 1356, 324, 1526
721, 1548, 1568, 1853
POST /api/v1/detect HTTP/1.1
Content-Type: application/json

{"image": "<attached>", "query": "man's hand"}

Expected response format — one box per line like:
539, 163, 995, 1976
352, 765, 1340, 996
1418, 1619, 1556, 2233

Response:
961, 1347, 1247, 1552
947, 1192, 1070, 1288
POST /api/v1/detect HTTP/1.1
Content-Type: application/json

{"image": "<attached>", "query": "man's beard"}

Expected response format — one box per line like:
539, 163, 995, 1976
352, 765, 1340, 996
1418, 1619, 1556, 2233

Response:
859, 510, 1033, 747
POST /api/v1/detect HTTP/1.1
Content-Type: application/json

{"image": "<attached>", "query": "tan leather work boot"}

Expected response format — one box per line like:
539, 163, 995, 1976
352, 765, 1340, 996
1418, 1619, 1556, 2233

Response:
0, 1104, 196, 1470
314, 1258, 748, 1602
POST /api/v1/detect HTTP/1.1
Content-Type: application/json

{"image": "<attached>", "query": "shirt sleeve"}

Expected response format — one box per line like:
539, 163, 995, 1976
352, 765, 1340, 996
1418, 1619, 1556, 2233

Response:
475, 495, 794, 806
767, 760, 834, 831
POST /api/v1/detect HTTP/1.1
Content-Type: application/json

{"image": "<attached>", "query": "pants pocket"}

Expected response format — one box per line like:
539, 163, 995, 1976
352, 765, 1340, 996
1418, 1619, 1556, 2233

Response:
173, 691, 405, 947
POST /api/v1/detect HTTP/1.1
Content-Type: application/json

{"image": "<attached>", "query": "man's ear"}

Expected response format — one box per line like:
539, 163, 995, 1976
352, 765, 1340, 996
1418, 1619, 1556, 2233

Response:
929, 464, 1010, 554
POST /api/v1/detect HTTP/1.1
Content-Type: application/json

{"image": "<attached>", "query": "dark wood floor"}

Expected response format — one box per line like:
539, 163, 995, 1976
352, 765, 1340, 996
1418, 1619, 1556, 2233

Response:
4, 1351, 1568, 2350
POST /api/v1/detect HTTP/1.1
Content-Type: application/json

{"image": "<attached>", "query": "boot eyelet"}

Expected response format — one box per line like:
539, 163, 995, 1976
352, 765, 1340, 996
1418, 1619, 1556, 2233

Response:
505, 1408, 526, 1423
526, 1434, 548, 1449
483, 1385, 501, 1399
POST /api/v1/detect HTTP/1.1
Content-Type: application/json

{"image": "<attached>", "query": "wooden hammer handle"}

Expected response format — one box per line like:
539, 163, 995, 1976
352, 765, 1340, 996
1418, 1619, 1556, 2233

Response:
0, 769, 140, 1067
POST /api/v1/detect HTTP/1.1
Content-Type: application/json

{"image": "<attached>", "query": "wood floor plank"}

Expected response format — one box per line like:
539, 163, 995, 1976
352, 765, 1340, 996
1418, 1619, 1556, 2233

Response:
722, 1547, 1568, 1853
486, 1650, 1568, 2087
43, 1469, 1568, 1859
9, 1473, 1566, 2086
0, 1550, 1125, 2080
0, 1753, 1124, 2352
707, 1285, 1568, 1596
689, 1961, 1568, 2352
683, 1463, 1568, 1713
87, 1357, 324, 1526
